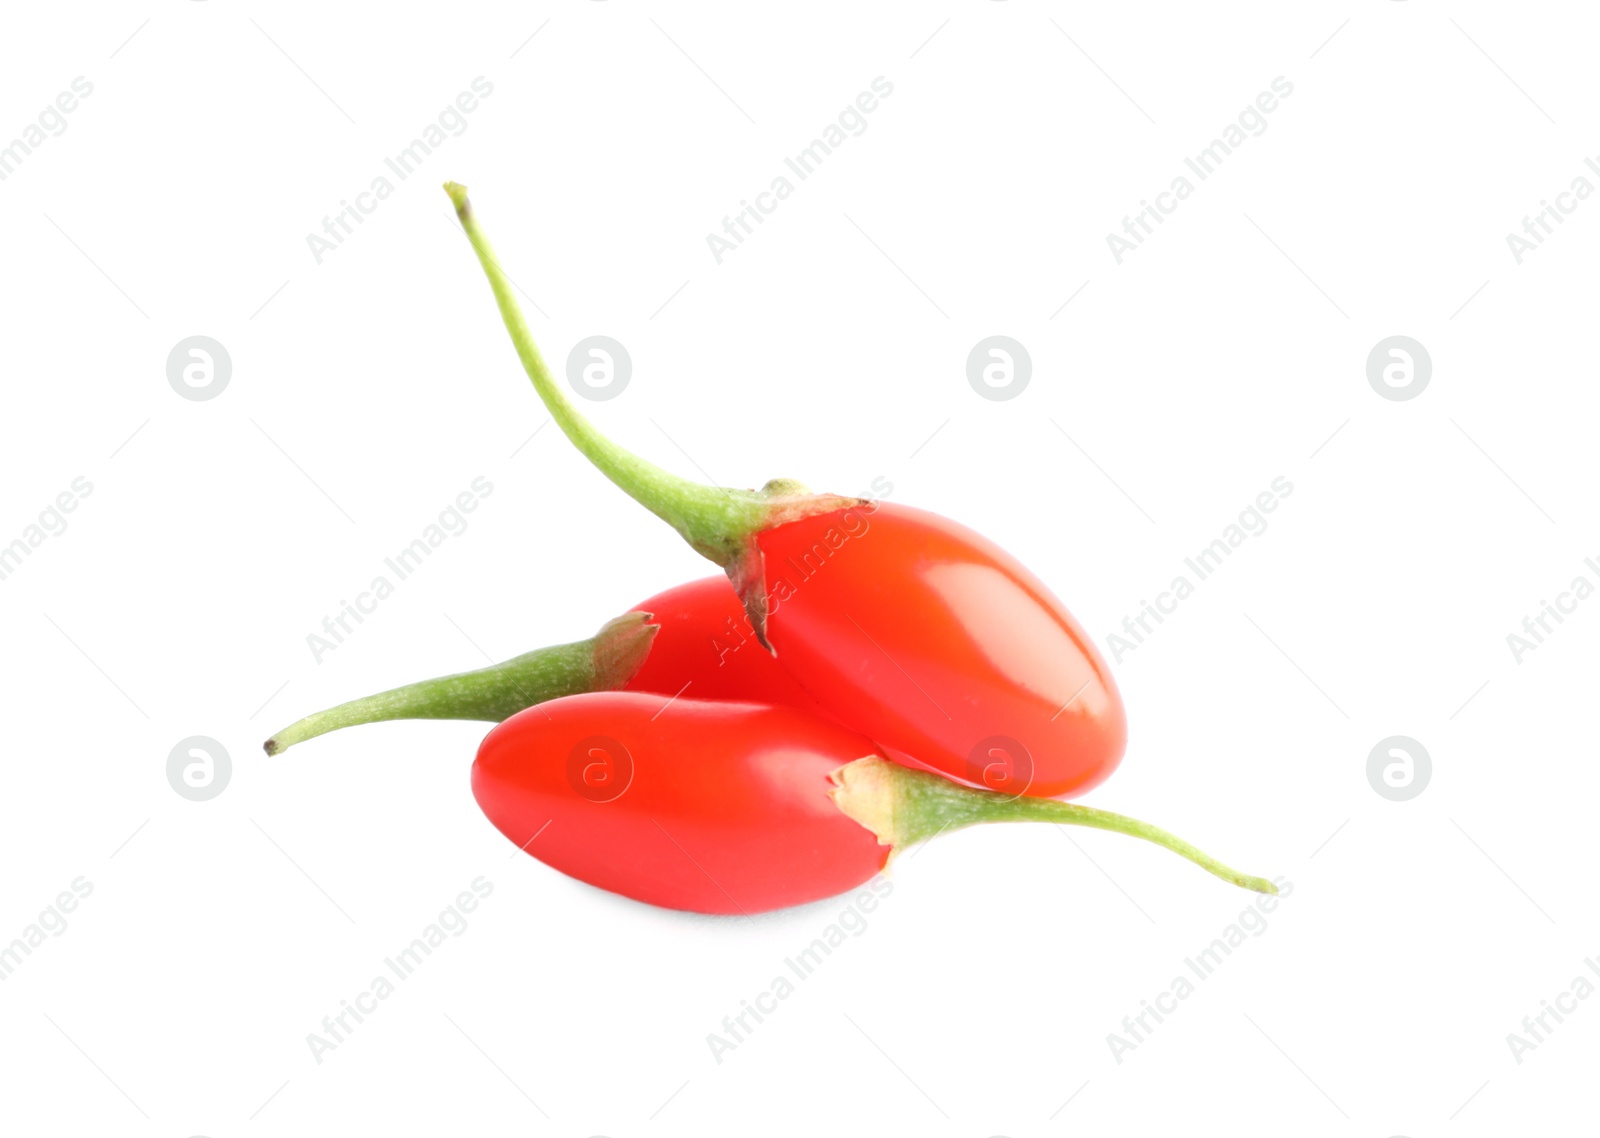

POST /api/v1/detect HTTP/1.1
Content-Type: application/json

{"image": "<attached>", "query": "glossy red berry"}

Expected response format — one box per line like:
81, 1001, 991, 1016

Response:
756, 502, 1125, 797
472, 693, 888, 913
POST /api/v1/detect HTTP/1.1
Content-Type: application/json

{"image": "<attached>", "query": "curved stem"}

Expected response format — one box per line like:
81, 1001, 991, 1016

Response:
264, 613, 656, 755
443, 181, 766, 567
833, 758, 1277, 894
980, 798, 1275, 893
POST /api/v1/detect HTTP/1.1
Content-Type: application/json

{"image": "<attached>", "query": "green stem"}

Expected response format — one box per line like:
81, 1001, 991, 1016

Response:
833, 758, 1277, 894
264, 613, 656, 755
443, 181, 768, 567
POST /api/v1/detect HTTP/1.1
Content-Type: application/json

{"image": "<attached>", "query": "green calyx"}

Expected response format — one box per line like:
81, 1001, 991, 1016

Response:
443, 181, 864, 643
263, 612, 657, 756
830, 757, 1278, 895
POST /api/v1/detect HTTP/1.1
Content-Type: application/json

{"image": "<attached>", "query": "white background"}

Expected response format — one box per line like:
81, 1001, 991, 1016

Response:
1, 1, 1595, 1134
